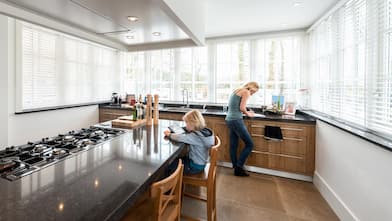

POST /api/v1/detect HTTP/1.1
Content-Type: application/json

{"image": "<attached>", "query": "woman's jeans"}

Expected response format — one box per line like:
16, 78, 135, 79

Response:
225, 119, 254, 168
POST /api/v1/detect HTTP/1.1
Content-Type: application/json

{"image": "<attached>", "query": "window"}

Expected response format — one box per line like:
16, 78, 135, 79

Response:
309, 0, 392, 136
178, 47, 209, 102
17, 21, 119, 111
216, 41, 250, 103
150, 49, 175, 100
254, 37, 301, 106
123, 35, 303, 105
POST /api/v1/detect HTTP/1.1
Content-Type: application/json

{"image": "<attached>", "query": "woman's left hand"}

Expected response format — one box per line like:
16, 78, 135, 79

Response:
247, 111, 255, 117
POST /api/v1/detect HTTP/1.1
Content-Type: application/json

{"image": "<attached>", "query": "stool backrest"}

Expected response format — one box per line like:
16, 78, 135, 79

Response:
207, 136, 221, 186
151, 159, 184, 221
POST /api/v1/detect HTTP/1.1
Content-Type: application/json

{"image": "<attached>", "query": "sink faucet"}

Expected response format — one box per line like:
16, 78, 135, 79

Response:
182, 89, 189, 108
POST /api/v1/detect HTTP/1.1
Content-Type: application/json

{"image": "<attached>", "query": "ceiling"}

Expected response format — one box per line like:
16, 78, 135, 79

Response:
2, 0, 340, 48
4, 0, 188, 45
205, 0, 339, 38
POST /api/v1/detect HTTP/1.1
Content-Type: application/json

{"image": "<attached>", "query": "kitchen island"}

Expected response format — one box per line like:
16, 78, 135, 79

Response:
0, 120, 184, 221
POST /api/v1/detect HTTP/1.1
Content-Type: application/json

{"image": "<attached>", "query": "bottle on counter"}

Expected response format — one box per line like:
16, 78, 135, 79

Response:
132, 107, 137, 121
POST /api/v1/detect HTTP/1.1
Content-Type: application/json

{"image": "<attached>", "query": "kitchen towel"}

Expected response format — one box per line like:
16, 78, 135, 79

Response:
264, 126, 283, 141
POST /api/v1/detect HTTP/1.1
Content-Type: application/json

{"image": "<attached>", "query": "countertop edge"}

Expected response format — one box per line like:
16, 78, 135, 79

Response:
301, 110, 392, 152
99, 105, 316, 124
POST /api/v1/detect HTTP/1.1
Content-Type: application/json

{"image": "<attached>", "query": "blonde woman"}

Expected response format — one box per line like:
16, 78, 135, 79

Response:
225, 82, 259, 176
164, 110, 215, 174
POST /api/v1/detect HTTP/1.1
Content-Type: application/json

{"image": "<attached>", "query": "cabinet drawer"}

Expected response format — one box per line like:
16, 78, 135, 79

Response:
247, 152, 268, 168
281, 126, 307, 137
159, 112, 183, 121
268, 155, 306, 174
281, 139, 306, 157
249, 123, 307, 137
99, 108, 131, 123
252, 136, 281, 153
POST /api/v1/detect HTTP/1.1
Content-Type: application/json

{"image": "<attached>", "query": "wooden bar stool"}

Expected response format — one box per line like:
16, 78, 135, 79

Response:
122, 159, 184, 221
182, 136, 221, 221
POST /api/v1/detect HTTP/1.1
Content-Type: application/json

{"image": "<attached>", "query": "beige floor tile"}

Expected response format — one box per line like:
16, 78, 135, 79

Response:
216, 167, 286, 213
275, 177, 339, 221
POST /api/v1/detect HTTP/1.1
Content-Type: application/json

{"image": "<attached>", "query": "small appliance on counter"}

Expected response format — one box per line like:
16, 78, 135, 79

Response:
110, 92, 121, 105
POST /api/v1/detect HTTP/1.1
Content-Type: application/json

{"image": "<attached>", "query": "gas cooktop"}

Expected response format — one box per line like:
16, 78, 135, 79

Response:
0, 126, 125, 181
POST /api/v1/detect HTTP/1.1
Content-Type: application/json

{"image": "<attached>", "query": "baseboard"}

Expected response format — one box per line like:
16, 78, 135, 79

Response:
218, 162, 313, 182
313, 171, 359, 221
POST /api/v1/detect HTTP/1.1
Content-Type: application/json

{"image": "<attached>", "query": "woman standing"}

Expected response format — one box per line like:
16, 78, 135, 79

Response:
225, 82, 259, 176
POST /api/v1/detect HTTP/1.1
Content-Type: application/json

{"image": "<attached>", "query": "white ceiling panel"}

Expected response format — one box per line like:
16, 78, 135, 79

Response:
206, 0, 339, 37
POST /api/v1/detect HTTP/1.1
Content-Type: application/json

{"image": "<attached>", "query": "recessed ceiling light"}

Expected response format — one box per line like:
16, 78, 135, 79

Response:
293, 2, 302, 7
126, 35, 134, 39
281, 23, 289, 26
152, 32, 161, 36
127, 16, 139, 22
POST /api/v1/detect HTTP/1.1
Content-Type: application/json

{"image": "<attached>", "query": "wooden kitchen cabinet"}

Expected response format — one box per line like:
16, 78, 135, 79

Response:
158, 112, 184, 121
99, 108, 132, 123
159, 110, 315, 176
247, 119, 315, 176
204, 116, 231, 162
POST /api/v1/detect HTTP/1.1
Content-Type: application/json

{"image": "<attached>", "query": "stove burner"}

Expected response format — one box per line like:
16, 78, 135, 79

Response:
76, 139, 95, 146
24, 157, 45, 166
53, 148, 67, 155
0, 157, 19, 165
0, 157, 19, 172
33, 144, 52, 153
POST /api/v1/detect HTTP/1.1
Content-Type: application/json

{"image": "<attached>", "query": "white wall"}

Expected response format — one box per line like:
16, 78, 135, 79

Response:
314, 120, 392, 221
7, 106, 99, 146
0, 14, 9, 147
0, 15, 99, 149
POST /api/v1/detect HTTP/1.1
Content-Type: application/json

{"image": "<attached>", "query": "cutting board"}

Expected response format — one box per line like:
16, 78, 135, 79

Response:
112, 117, 146, 129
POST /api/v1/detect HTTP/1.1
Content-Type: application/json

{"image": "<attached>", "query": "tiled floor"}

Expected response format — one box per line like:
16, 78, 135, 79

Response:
181, 167, 339, 221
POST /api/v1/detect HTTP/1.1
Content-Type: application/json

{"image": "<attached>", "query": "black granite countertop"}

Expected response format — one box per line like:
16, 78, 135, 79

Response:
99, 103, 316, 124
0, 120, 184, 221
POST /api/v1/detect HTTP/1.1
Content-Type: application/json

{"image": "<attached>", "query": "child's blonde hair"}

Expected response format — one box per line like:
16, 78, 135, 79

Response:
183, 110, 206, 131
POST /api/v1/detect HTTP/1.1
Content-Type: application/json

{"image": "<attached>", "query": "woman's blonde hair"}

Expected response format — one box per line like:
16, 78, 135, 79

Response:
183, 110, 206, 131
234, 81, 260, 93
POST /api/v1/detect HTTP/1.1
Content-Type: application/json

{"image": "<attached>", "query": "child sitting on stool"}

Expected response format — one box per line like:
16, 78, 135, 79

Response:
164, 110, 215, 175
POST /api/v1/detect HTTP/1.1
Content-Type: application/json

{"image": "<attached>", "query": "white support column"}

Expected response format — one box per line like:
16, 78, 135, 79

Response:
208, 42, 216, 103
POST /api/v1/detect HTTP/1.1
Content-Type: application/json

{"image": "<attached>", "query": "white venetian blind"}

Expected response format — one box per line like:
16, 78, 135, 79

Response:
21, 25, 57, 109
17, 21, 119, 111
367, 0, 392, 135
310, 0, 392, 136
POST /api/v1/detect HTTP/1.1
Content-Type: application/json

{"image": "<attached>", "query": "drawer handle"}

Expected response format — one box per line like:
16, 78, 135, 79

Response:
283, 137, 303, 141
251, 150, 268, 154
251, 151, 304, 159
281, 127, 304, 131
251, 125, 265, 128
